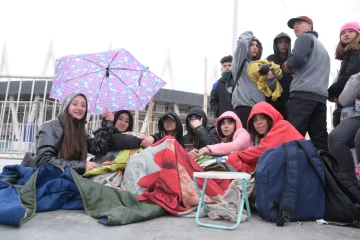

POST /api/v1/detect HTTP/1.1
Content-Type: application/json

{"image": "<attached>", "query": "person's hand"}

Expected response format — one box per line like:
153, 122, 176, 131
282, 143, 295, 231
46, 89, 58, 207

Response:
189, 149, 201, 159
104, 107, 114, 121
282, 63, 294, 73
329, 97, 339, 103
141, 136, 155, 148
266, 70, 274, 79
189, 118, 203, 129
85, 162, 98, 172
189, 147, 210, 159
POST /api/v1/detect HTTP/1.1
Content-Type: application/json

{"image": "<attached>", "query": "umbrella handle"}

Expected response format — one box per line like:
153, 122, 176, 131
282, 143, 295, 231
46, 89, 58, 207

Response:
105, 120, 113, 128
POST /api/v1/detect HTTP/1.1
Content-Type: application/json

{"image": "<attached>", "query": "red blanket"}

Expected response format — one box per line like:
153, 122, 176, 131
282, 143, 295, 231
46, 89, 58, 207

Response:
138, 137, 230, 215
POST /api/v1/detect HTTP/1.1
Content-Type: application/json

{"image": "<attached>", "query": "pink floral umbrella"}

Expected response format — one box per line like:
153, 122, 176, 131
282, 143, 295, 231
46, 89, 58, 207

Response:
50, 49, 166, 114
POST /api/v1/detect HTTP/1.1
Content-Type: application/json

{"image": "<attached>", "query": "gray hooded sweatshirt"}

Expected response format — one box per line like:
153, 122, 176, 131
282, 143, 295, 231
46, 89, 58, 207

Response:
231, 31, 265, 108
285, 30, 330, 103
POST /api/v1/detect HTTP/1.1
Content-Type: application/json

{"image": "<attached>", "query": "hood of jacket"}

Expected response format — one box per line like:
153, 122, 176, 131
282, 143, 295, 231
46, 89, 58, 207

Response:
215, 111, 243, 140
113, 110, 134, 132
304, 30, 319, 38
247, 101, 283, 130
59, 92, 88, 122
246, 37, 263, 62
185, 107, 208, 130
273, 32, 292, 60
159, 111, 183, 141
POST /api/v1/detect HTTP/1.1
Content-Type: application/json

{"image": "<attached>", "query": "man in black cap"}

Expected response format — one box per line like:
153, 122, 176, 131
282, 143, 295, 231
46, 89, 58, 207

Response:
283, 16, 330, 152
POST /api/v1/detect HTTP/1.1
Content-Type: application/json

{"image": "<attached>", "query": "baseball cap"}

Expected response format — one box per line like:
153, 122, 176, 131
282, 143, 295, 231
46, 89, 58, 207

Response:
287, 16, 313, 29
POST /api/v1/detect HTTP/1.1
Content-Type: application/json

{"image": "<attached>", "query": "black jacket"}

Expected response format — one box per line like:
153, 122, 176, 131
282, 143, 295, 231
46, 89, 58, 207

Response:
267, 32, 293, 119
151, 111, 185, 147
210, 78, 233, 117
101, 110, 142, 151
35, 93, 111, 175
328, 50, 360, 99
36, 118, 111, 175
185, 108, 220, 149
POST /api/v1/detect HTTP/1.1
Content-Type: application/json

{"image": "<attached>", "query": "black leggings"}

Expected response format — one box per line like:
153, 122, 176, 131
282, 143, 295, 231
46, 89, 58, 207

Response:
234, 106, 252, 130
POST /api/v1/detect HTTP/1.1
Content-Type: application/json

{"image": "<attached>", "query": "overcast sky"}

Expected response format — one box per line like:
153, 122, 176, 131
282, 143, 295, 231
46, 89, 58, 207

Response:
0, 0, 359, 94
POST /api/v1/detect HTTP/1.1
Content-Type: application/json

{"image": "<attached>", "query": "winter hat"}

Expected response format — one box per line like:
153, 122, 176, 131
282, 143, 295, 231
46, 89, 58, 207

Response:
340, 22, 360, 38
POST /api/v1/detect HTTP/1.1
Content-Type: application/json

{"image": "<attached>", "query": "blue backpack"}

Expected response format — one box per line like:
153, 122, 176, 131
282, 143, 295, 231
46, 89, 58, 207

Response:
255, 140, 325, 226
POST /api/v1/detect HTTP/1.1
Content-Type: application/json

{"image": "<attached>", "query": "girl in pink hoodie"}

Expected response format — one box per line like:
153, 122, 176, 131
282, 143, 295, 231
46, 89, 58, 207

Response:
189, 111, 251, 158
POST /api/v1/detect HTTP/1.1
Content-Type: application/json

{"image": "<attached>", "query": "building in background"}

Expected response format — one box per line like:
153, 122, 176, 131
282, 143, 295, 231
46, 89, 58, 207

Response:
0, 76, 215, 154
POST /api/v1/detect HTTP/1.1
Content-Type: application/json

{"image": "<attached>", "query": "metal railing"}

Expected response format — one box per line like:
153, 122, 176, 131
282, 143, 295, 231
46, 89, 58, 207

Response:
0, 75, 190, 159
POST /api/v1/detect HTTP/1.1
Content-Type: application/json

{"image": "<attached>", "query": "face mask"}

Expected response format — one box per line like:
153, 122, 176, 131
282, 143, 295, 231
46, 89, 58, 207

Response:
221, 72, 231, 80
355, 102, 360, 112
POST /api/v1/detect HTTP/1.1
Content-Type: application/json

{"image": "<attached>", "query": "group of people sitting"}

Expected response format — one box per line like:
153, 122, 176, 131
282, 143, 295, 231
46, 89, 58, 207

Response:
22, 91, 305, 177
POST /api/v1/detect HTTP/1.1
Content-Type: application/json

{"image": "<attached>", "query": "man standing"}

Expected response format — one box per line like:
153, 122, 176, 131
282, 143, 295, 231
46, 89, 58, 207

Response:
283, 16, 330, 152
267, 32, 293, 119
210, 55, 233, 117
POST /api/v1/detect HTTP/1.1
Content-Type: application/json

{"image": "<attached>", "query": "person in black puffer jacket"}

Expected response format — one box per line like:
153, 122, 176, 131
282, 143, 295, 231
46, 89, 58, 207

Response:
33, 92, 112, 175
141, 112, 185, 148
185, 107, 220, 150
99, 109, 142, 151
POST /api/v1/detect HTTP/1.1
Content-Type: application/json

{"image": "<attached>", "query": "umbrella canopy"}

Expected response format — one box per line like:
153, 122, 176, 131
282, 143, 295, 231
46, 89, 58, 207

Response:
50, 48, 166, 114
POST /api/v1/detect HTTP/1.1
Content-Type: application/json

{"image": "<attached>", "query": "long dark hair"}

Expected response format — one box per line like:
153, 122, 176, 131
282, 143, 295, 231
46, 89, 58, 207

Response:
60, 110, 87, 160
248, 114, 273, 145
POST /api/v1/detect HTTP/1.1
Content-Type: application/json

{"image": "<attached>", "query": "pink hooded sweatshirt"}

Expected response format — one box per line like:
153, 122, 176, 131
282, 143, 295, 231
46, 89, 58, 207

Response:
207, 111, 251, 155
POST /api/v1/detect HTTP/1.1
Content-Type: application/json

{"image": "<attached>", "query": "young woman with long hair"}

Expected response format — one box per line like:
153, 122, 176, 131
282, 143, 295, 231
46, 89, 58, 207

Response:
35, 93, 111, 174
328, 22, 360, 127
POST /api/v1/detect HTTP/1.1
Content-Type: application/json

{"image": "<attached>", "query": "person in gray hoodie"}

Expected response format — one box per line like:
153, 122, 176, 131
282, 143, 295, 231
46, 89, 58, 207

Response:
231, 31, 264, 129
283, 16, 330, 152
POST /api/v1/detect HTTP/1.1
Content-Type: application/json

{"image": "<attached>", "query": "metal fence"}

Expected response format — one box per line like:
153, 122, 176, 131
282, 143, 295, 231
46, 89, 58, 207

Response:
0, 75, 179, 158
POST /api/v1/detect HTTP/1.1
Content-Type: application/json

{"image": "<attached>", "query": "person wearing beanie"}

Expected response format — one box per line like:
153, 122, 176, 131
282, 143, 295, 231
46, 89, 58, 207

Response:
328, 21, 360, 127
283, 16, 330, 152
210, 55, 234, 117
230, 31, 266, 129
33, 93, 112, 174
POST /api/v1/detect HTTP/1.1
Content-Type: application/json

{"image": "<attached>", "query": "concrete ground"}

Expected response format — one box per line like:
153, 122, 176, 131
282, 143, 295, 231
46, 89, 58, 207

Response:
1, 159, 360, 240
1, 210, 360, 240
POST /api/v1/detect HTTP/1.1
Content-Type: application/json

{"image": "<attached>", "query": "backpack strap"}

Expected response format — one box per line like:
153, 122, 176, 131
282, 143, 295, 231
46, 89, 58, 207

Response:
233, 60, 246, 90
277, 141, 301, 226
225, 60, 246, 104
297, 140, 325, 187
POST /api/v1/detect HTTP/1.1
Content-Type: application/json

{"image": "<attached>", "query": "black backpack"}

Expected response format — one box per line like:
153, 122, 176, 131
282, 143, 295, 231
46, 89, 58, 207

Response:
318, 151, 360, 228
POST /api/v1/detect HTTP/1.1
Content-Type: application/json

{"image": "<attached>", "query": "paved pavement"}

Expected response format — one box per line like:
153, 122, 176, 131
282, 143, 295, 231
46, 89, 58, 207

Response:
1, 159, 359, 240
1, 210, 359, 240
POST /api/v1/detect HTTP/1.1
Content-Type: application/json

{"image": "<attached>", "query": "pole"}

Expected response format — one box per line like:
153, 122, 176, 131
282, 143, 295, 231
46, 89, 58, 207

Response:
232, 0, 239, 53
203, 58, 208, 115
